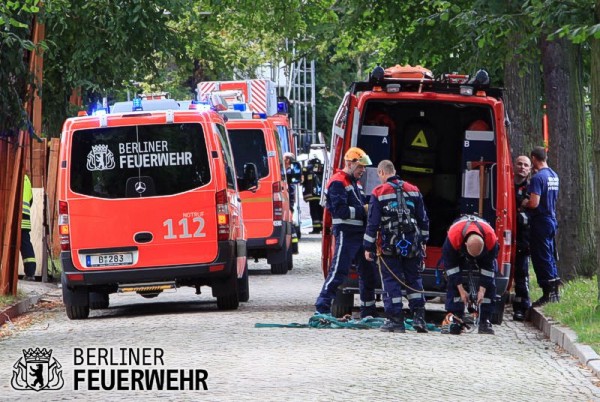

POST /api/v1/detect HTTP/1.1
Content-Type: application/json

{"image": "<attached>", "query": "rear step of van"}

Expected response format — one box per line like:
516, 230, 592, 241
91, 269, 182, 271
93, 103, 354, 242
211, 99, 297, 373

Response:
118, 281, 176, 294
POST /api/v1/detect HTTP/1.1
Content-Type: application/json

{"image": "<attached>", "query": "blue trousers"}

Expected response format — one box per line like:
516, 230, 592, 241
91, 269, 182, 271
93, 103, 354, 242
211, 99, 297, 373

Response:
530, 217, 558, 287
378, 255, 425, 317
315, 229, 376, 315
446, 272, 496, 320
512, 249, 531, 311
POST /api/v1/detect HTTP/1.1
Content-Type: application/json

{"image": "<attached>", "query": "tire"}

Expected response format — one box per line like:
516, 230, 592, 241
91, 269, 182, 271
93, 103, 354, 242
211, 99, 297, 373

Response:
491, 294, 508, 325
287, 247, 294, 271
216, 292, 239, 310
65, 305, 90, 320
331, 289, 354, 318
238, 263, 250, 302
89, 292, 109, 309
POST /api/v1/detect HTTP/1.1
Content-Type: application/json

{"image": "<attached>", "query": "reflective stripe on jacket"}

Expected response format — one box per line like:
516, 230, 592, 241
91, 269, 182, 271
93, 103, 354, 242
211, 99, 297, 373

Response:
325, 170, 366, 234
22, 174, 33, 230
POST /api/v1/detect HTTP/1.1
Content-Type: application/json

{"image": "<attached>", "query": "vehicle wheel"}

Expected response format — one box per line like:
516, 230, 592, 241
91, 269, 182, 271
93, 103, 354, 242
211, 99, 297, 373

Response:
65, 305, 90, 320
217, 292, 239, 310
89, 292, 109, 309
139, 292, 161, 299
238, 263, 250, 302
491, 294, 508, 325
331, 289, 354, 318
287, 246, 294, 271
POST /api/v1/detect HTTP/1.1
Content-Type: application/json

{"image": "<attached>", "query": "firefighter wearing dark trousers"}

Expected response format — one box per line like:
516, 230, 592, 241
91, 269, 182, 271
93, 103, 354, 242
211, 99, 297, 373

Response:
21, 173, 36, 280
521, 146, 560, 306
315, 147, 377, 318
513, 155, 532, 321
302, 157, 324, 234
284, 152, 299, 254
442, 216, 499, 335
363, 160, 430, 333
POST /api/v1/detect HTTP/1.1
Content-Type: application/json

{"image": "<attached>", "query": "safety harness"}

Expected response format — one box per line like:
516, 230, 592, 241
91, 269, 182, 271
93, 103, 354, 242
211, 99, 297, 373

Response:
385, 180, 420, 258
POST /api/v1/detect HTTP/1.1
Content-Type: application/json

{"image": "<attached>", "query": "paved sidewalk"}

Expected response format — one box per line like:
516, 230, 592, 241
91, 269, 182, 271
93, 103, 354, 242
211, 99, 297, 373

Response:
0, 280, 60, 328
2, 277, 600, 382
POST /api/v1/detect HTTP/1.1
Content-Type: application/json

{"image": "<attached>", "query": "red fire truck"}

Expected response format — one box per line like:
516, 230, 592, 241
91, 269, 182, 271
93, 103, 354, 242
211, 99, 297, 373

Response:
322, 65, 516, 324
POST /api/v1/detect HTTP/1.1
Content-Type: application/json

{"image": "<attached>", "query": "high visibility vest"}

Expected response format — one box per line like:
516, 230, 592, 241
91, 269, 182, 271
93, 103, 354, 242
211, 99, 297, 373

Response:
22, 174, 33, 230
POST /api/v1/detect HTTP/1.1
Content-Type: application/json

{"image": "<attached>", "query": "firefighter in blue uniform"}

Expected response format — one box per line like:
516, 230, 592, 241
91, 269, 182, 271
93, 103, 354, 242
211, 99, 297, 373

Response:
442, 215, 498, 334
21, 172, 36, 280
522, 146, 560, 305
315, 147, 377, 318
363, 160, 429, 333
513, 155, 532, 321
302, 157, 324, 234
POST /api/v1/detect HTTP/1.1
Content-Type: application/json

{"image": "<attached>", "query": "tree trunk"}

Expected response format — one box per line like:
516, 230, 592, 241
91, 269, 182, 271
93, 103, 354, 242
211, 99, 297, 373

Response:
592, 1, 600, 302
540, 35, 596, 280
504, 34, 543, 156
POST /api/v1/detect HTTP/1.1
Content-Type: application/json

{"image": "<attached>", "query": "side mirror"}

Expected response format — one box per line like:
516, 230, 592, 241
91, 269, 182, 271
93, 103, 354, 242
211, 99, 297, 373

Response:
238, 162, 259, 192
287, 161, 302, 185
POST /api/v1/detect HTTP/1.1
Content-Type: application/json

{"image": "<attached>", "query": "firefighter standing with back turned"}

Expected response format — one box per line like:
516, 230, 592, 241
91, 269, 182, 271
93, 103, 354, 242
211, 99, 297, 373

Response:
363, 160, 430, 333
21, 171, 36, 281
314, 147, 377, 318
284, 152, 299, 254
302, 156, 324, 234
442, 215, 499, 334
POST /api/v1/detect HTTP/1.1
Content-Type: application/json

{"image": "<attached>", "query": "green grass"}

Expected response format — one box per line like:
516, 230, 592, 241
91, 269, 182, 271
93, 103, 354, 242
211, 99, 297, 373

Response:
0, 290, 27, 310
537, 276, 600, 354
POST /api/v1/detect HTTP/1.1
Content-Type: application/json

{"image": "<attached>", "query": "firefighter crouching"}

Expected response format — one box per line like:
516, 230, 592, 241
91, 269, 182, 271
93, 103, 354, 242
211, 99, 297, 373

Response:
364, 160, 430, 333
314, 147, 377, 318
442, 216, 499, 335
302, 157, 324, 234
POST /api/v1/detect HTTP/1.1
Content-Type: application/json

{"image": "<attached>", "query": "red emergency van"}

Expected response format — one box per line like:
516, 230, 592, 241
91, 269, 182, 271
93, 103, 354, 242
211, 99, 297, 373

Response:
58, 104, 251, 319
322, 65, 516, 324
225, 116, 294, 274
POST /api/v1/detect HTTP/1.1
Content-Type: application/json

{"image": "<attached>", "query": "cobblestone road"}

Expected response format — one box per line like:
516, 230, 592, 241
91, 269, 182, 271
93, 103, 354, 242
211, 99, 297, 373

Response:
1, 224, 600, 400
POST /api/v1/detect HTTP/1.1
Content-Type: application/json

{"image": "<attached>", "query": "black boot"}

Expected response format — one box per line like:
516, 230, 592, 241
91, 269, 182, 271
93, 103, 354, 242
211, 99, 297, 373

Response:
412, 307, 428, 333
478, 319, 495, 335
548, 280, 560, 303
532, 286, 551, 307
380, 313, 406, 333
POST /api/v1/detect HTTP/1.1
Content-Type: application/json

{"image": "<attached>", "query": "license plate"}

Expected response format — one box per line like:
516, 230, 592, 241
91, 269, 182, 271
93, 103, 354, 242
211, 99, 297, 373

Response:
86, 253, 133, 267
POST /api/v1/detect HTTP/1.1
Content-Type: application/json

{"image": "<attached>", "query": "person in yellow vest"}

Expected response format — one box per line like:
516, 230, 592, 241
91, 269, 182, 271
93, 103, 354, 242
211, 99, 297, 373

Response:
21, 172, 36, 281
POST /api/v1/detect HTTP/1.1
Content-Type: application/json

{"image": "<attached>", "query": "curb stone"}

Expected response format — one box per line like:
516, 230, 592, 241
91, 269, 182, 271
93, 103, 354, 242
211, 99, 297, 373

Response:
0, 294, 44, 328
529, 306, 600, 378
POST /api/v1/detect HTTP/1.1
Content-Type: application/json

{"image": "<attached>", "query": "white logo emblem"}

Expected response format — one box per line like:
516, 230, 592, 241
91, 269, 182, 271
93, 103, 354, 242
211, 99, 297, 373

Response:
135, 181, 147, 194
11, 348, 64, 391
86, 144, 115, 171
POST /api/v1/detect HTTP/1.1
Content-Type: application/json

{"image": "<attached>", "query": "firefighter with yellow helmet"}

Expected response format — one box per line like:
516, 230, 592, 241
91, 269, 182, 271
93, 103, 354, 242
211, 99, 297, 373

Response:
315, 147, 378, 318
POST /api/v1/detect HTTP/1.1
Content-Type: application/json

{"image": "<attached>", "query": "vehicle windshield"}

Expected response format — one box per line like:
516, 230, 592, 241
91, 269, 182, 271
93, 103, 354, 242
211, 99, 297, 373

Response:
227, 129, 270, 179
70, 123, 211, 198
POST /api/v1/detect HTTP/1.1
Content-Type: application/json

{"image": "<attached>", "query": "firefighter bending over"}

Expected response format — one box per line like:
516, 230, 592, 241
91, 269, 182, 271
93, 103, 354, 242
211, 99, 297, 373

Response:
364, 160, 430, 333
442, 215, 498, 335
314, 147, 377, 318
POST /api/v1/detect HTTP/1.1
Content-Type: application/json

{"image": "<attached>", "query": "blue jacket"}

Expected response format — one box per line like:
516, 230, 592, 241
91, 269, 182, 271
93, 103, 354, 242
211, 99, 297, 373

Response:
325, 170, 367, 235
363, 176, 429, 253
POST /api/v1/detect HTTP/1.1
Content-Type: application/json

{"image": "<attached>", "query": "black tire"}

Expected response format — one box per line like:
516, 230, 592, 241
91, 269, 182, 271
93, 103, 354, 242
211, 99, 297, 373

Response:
287, 247, 294, 271
216, 292, 239, 310
89, 292, 109, 309
491, 294, 508, 325
65, 304, 90, 320
238, 263, 250, 302
331, 289, 354, 318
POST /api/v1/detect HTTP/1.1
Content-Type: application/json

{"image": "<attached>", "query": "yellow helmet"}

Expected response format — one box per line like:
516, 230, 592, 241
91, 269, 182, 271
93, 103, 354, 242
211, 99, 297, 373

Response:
344, 147, 372, 166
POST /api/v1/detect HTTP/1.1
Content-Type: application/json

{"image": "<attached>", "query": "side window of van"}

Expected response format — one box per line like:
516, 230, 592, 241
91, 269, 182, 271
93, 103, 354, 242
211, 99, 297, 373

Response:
228, 129, 270, 179
215, 124, 236, 189
273, 129, 286, 179
70, 123, 211, 198
277, 126, 289, 153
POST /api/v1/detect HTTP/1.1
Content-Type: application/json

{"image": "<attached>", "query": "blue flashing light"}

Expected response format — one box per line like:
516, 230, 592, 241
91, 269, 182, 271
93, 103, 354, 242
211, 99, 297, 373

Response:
252, 112, 267, 119
232, 103, 247, 112
277, 101, 288, 114
190, 100, 211, 111
258, 112, 267, 119
132, 97, 143, 111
